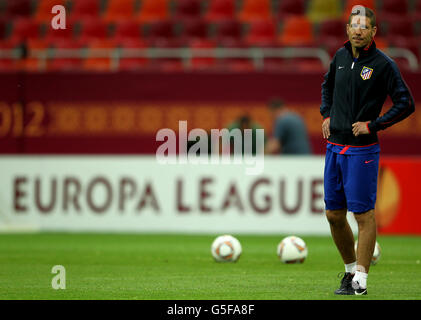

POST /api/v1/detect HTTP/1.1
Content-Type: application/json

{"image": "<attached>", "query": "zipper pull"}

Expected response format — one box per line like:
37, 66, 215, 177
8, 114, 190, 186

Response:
351, 62, 355, 69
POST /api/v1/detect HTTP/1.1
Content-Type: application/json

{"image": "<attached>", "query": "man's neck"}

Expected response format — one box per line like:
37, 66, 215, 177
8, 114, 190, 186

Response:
352, 47, 360, 59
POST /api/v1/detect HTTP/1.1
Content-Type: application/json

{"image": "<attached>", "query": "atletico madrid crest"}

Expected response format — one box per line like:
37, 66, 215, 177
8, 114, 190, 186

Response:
360, 66, 374, 80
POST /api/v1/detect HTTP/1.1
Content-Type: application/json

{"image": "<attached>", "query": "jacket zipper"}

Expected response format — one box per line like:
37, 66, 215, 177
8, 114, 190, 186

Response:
350, 58, 358, 121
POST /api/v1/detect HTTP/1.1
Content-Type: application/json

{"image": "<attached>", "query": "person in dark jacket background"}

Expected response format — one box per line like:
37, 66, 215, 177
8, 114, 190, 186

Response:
320, 5, 415, 296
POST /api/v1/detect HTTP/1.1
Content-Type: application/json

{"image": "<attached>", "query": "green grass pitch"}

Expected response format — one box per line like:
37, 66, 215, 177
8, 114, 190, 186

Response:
1, 233, 420, 300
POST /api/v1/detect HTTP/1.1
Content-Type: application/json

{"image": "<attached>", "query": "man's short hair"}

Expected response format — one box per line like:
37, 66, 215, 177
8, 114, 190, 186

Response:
348, 6, 376, 28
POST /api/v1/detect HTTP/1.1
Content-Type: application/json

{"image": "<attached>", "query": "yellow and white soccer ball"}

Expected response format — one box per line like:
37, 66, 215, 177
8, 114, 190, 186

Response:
355, 240, 381, 265
211, 235, 242, 262
277, 236, 308, 264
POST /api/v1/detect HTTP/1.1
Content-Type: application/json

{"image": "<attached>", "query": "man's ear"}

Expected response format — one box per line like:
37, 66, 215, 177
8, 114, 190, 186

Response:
372, 26, 377, 37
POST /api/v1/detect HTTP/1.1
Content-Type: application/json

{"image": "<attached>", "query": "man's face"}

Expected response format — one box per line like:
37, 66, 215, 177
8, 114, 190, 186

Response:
346, 16, 377, 49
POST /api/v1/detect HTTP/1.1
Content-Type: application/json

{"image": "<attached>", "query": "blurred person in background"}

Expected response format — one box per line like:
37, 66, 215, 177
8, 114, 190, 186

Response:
321, 6, 415, 296
265, 98, 311, 155
226, 114, 266, 156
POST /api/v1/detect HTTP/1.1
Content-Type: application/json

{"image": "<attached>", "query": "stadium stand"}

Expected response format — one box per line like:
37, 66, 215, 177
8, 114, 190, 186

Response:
238, 0, 272, 23
189, 38, 217, 70
174, 0, 203, 21
83, 38, 115, 71
277, 0, 306, 20
146, 19, 178, 47
214, 19, 245, 47
317, 18, 347, 56
34, 0, 66, 23
113, 20, 142, 43
136, 0, 169, 23
204, 0, 236, 22
307, 0, 342, 23
3, 0, 32, 19
69, 0, 101, 23
47, 39, 84, 71
102, 0, 135, 23
0, 0, 419, 72
8, 17, 41, 44
378, 0, 409, 20
179, 19, 210, 45
44, 21, 74, 44
278, 16, 315, 46
245, 19, 278, 47
78, 17, 109, 45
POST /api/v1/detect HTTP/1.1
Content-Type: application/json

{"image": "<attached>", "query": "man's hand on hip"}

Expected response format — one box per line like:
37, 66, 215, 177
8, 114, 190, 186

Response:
352, 121, 370, 136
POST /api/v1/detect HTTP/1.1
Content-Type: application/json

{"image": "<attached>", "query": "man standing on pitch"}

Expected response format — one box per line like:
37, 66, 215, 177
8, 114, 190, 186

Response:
320, 6, 415, 295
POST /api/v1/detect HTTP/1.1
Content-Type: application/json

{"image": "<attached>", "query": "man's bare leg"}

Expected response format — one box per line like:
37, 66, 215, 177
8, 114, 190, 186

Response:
326, 209, 356, 264
352, 209, 377, 291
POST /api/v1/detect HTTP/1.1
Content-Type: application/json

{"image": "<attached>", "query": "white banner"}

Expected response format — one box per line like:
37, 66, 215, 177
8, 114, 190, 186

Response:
0, 156, 358, 234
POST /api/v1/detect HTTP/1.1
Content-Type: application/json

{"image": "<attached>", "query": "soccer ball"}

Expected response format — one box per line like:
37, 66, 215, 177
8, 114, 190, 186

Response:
354, 240, 381, 265
277, 236, 308, 264
211, 235, 242, 262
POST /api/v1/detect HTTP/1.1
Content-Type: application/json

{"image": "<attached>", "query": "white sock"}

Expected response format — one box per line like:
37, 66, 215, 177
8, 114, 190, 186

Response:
353, 271, 368, 289
345, 262, 356, 274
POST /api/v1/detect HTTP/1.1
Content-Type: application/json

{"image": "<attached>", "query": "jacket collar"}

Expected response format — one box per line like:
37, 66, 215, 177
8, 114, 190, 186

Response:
344, 39, 377, 59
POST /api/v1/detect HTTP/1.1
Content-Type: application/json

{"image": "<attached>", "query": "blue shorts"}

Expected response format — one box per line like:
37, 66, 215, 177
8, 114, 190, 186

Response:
324, 143, 380, 213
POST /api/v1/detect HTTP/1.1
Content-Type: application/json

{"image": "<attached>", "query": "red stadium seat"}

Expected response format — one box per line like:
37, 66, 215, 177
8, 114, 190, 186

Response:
146, 20, 179, 47
69, 0, 101, 22
318, 19, 347, 56
34, 0, 66, 23
379, 0, 408, 20
9, 18, 41, 43
174, 0, 203, 21
386, 17, 415, 38
4, 0, 32, 18
245, 20, 278, 47
136, 0, 169, 23
238, 0, 272, 23
278, 16, 315, 46
44, 23, 74, 45
102, 0, 136, 23
78, 18, 109, 45
113, 21, 142, 42
384, 17, 419, 57
277, 0, 306, 20
179, 19, 210, 46
204, 0, 236, 23
319, 19, 346, 39
215, 20, 244, 47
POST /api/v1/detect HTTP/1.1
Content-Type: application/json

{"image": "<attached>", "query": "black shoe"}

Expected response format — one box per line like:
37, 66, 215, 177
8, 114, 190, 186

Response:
352, 280, 368, 295
334, 272, 355, 295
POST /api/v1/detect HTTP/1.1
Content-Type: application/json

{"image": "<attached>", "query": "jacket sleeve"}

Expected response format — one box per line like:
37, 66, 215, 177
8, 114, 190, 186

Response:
320, 54, 336, 120
368, 61, 415, 132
